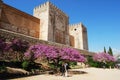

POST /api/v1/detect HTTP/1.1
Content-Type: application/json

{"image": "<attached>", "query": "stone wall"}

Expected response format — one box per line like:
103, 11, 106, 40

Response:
69, 35, 75, 47
0, 29, 94, 56
0, 3, 40, 38
49, 2, 69, 45
33, 2, 70, 45
69, 23, 88, 50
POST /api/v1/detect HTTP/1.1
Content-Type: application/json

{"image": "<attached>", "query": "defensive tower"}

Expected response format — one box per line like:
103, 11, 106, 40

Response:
33, 2, 70, 45
69, 23, 88, 50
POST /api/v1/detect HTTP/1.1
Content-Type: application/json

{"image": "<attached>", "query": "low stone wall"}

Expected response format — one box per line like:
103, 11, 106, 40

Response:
0, 29, 95, 56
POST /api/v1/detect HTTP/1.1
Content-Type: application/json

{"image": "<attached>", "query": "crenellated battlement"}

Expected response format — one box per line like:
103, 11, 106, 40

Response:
34, 1, 48, 12
69, 22, 87, 31
33, 1, 68, 17
69, 22, 88, 50
49, 2, 68, 17
69, 22, 82, 27
69, 22, 83, 30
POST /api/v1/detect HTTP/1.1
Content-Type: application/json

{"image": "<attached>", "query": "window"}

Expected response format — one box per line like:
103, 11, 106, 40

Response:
74, 28, 77, 31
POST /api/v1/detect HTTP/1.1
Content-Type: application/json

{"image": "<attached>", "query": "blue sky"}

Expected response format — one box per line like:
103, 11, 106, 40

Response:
3, 0, 120, 53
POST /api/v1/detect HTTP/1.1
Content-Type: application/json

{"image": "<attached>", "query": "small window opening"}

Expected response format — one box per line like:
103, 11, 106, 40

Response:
74, 28, 77, 31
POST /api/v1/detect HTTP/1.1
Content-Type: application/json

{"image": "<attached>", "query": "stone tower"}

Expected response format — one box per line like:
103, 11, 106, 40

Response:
33, 2, 69, 45
69, 23, 88, 50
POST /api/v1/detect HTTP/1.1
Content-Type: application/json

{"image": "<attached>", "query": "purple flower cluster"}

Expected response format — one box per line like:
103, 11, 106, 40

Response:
61, 48, 86, 62
24, 44, 86, 62
25, 44, 48, 60
0, 39, 11, 52
93, 52, 116, 62
0, 38, 29, 53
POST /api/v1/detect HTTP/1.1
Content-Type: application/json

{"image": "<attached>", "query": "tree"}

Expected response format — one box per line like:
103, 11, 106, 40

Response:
104, 46, 106, 53
25, 44, 86, 62
93, 52, 115, 62
108, 46, 113, 56
93, 52, 115, 68
24, 44, 86, 71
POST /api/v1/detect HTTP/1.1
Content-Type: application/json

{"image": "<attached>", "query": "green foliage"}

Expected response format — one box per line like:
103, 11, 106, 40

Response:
22, 61, 30, 70
87, 55, 115, 68
108, 46, 113, 56
69, 62, 77, 67
87, 56, 104, 68
104, 46, 106, 53
86, 56, 93, 66
87, 56, 99, 67
107, 62, 115, 68
49, 63, 56, 69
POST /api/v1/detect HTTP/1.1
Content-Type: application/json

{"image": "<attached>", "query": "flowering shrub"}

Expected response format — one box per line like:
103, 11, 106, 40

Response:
93, 52, 116, 62
24, 44, 86, 70
24, 44, 86, 63
92, 52, 116, 68
24, 44, 48, 61
61, 48, 86, 62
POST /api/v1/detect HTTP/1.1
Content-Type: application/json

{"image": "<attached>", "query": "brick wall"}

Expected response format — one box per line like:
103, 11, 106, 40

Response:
0, 3, 40, 38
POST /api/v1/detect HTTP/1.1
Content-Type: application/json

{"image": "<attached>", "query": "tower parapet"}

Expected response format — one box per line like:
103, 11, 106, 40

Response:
34, 1, 49, 14
48, 2, 68, 18
69, 22, 88, 50
33, 1, 69, 45
69, 23, 84, 29
34, 1, 68, 18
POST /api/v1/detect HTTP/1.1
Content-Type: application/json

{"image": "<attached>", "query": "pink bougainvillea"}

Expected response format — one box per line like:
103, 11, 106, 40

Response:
24, 44, 86, 63
93, 52, 116, 62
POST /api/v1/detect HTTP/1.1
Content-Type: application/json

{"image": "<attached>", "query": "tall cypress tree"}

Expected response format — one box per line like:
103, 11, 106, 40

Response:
104, 46, 106, 53
108, 46, 113, 56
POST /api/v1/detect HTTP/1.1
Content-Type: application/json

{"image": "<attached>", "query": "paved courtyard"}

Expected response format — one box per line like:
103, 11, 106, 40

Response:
10, 67, 120, 80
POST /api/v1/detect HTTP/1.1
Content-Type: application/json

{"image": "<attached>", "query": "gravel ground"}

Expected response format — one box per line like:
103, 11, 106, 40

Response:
10, 67, 120, 80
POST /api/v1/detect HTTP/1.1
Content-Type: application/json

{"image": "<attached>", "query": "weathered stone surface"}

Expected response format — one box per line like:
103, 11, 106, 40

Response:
0, 29, 94, 56
69, 23, 88, 50
1, 1, 89, 51
34, 2, 69, 45
0, 3, 40, 38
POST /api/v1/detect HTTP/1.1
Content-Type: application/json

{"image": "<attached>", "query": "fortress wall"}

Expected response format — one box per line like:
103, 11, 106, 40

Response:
0, 3, 40, 38
0, 29, 94, 56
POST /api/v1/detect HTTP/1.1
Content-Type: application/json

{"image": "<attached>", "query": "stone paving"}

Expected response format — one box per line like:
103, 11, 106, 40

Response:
10, 68, 120, 80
